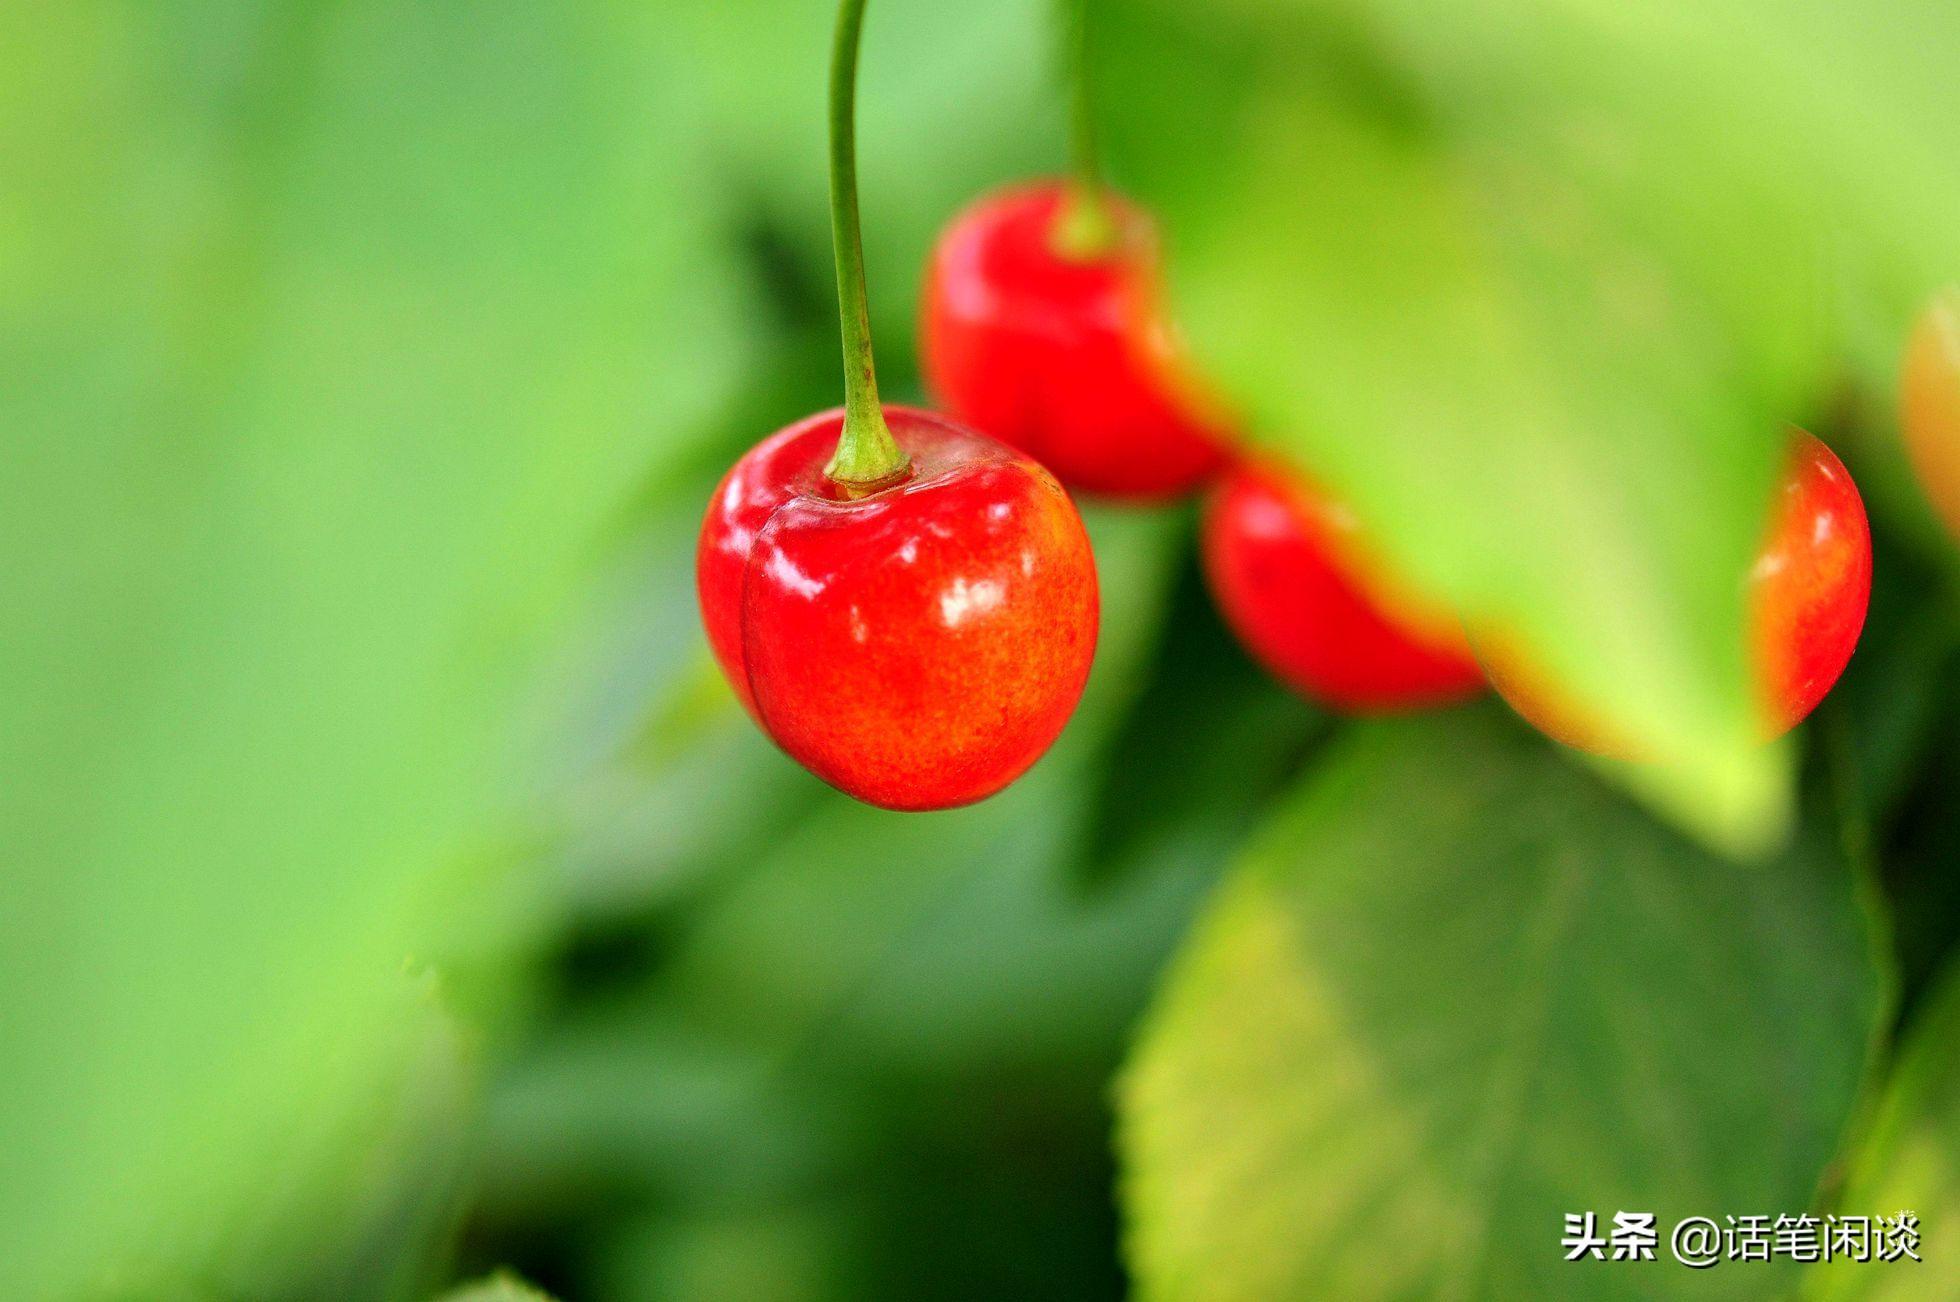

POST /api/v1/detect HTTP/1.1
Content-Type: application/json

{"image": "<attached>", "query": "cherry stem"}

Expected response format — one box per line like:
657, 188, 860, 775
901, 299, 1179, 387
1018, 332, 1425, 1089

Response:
1051, 0, 1119, 260
823, 0, 908, 490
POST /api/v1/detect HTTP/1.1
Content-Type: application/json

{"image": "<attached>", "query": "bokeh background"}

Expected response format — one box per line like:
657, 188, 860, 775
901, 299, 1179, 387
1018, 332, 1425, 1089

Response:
5, 0, 1959, 1299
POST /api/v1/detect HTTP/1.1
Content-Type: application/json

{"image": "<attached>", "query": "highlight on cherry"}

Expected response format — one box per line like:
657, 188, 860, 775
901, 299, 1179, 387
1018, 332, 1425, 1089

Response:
696, 0, 1098, 811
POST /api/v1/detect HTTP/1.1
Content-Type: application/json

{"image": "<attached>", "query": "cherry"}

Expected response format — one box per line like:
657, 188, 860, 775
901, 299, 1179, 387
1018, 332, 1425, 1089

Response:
698, 406, 1097, 810
1486, 430, 1871, 754
1200, 460, 1485, 712
1902, 288, 1960, 540
920, 180, 1232, 500
695, 0, 1099, 809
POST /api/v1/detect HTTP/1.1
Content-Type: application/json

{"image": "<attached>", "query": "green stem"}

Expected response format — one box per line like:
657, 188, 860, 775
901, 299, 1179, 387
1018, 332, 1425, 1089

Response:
1050, 0, 1118, 260
823, 0, 908, 490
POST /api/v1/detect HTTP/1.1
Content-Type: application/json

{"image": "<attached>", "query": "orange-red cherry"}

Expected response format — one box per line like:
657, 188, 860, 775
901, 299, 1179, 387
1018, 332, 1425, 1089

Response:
1902, 288, 1960, 540
697, 406, 1099, 810
1200, 460, 1484, 712
920, 181, 1231, 501
1487, 430, 1871, 753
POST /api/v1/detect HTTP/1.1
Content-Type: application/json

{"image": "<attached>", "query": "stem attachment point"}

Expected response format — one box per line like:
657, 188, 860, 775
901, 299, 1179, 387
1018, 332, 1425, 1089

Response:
1050, 179, 1120, 261
1048, 0, 1119, 260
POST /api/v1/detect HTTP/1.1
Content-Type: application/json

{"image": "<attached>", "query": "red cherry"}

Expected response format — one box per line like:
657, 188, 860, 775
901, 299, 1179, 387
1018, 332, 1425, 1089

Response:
1200, 461, 1485, 712
1902, 288, 1960, 540
1487, 430, 1871, 753
920, 181, 1232, 500
1752, 431, 1872, 731
697, 406, 1099, 810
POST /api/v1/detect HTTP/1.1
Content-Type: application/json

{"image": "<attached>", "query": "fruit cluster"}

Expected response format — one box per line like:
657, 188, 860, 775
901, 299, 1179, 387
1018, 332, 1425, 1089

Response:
697, 1, 1939, 810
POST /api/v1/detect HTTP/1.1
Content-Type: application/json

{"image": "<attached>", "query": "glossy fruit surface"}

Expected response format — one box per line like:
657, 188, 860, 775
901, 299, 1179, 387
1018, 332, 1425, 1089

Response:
697, 405, 1099, 810
1903, 288, 1960, 539
1200, 461, 1484, 712
1488, 430, 1870, 752
920, 181, 1230, 500
1752, 431, 1871, 731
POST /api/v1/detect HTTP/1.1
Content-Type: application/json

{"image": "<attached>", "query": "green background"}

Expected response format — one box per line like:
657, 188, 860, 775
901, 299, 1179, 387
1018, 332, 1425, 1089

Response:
3, 0, 1957, 1298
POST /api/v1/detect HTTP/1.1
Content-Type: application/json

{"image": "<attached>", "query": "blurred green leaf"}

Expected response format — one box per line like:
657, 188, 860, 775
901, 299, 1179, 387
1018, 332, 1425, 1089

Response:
1868, 712, 1960, 1029
1788, 2, 1960, 410
439, 1272, 557, 1302
1090, 0, 1958, 845
1078, 512, 1329, 893
0, 0, 753, 1292
655, 0, 1064, 397
593, 1209, 861, 1302
1808, 960, 1960, 1298
523, 483, 829, 927
1822, 533, 1960, 830
1119, 709, 1884, 1300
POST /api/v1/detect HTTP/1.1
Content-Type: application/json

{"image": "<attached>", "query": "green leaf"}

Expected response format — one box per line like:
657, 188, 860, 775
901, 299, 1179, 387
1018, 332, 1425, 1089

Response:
654, 0, 1068, 397
0, 1, 749, 1292
1877, 721, 1960, 1011
1078, 513, 1328, 893
1088, 0, 1957, 845
593, 1209, 861, 1302
1808, 963, 1960, 1298
439, 1271, 557, 1302
1821, 541, 1960, 833
1118, 709, 1884, 1300
525, 482, 830, 926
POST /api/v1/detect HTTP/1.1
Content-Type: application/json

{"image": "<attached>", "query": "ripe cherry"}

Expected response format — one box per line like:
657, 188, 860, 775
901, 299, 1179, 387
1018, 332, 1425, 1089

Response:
698, 406, 1097, 810
920, 181, 1232, 500
1200, 460, 1485, 712
1486, 430, 1871, 754
1902, 288, 1960, 540
696, 0, 1099, 809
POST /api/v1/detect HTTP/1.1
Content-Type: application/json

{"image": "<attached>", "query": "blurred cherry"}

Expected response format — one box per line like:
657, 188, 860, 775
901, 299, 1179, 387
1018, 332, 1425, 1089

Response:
1902, 288, 1960, 540
1201, 460, 1484, 712
1487, 430, 1870, 753
921, 181, 1231, 500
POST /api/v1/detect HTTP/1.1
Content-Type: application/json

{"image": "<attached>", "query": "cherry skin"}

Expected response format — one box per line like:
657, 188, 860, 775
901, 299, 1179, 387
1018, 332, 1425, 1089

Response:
1753, 432, 1872, 730
1200, 460, 1485, 712
1902, 288, 1960, 540
697, 405, 1099, 811
920, 180, 1231, 501
1487, 430, 1871, 754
